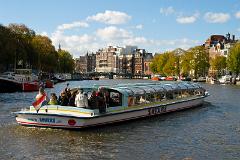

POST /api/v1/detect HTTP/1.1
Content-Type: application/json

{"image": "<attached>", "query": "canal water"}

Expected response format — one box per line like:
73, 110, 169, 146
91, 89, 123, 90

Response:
0, 80, 240, 160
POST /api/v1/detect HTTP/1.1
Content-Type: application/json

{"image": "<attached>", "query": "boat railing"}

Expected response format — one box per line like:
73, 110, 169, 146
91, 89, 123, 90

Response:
30, 105, 97, 116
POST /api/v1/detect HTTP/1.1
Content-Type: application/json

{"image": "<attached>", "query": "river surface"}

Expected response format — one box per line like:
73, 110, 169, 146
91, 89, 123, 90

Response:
0, 79, 240, 160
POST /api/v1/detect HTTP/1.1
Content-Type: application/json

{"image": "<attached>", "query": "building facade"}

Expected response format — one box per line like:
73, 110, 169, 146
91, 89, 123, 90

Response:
205, 33, 237, 77
74, 52, 96, 73
95, 46, 119, 73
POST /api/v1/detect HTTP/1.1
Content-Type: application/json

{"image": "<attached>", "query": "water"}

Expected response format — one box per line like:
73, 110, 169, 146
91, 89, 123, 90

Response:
0, 80, 240, 160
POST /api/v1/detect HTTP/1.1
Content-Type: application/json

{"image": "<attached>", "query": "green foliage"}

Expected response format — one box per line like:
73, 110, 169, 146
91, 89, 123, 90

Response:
210, 55, 226, 76
0, 23, 74, 73
186, 45, 209, 77
227, 42, 240, 76
150, 46, 209, 78
31, 35, 58, 72
150, 51, 179, 76
180, 51, 193, 76
58, 50, 74, 73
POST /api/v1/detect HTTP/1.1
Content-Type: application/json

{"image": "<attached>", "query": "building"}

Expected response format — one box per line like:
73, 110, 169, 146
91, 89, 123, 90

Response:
95, 46, 119, 73
205, 33, 236, 58
133, 49, 153, 75
86, 52, 96, 72
75, 52, 96, 73
134, 49, 144, 75
119, 54, 134, 75
95, 45, 153, 76
143, 53, 153, 75
205, 33, 238, 77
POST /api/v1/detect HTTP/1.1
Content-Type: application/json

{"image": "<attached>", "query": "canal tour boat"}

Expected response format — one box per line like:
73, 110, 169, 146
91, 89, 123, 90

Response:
15, 82, 209, 129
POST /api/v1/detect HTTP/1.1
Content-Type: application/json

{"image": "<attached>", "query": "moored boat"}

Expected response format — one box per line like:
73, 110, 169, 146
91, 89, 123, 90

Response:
22, 81, 39, 92
15, 81, 209, 129
0, 76, 22, 92
0, 70, 39, 92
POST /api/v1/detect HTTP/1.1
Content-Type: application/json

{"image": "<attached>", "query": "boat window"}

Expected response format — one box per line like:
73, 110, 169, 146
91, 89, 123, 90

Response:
109, 91, 122, 107
146, 94, 153, 103
134, 96, 147, 105
194, 88, 205, 96
128, 96, 134, 106
166, 91, 174, 100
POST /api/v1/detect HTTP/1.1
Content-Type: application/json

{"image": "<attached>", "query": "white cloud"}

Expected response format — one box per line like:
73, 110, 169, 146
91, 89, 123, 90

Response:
237, 28, 240, 32
235, 11, 240, 19
87, 10, 131, 24
176, 16, 197, 24
39, 31, 48, 36
135, 24, 143, 29
204, 12, 230, 23
57, 21, 89, 30
176, 12, 199, 24
96, 26, 132, 40
160, 6, 175, 15
123, 37, 148, 45
51, 30, 97, 57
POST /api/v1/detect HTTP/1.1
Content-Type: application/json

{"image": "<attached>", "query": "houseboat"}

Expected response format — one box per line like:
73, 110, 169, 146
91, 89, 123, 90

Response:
0, 69, 39, 92
15, 82, 209, 129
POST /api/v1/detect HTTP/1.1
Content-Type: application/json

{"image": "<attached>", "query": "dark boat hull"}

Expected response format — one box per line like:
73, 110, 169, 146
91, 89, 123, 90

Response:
0, 77, 22, 93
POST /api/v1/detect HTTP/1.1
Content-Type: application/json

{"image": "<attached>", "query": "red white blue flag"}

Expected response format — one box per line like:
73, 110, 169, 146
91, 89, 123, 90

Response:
32, 94, 47, 111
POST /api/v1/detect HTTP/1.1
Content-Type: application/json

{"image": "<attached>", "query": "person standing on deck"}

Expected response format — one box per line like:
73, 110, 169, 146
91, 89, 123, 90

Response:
75, 89, 85, 108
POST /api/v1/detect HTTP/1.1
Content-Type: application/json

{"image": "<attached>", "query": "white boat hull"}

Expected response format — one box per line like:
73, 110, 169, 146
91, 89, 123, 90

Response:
16, 96, 205, 129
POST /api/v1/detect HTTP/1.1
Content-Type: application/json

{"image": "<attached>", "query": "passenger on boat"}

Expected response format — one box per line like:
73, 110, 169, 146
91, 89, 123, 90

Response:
68, 91, 77, 106
104, 91, 110, 108
66, 88, 72, 99
84, 92, 88, 108
75, 89, 87, 108
59, 91, 69, 106
96, 90, 106, 113
48, 93, 58, 105
36, 87, 48, 101
89, 91, 97, 109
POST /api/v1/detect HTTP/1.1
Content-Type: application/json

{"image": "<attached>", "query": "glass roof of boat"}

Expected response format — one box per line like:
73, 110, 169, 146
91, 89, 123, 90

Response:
84, 82, 203, 96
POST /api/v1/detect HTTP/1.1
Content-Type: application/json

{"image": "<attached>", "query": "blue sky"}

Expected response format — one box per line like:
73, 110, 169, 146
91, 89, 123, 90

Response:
1, 0, 240, 57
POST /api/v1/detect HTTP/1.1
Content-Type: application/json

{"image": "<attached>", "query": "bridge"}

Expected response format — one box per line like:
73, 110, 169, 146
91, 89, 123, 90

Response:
71, 72, 151, 80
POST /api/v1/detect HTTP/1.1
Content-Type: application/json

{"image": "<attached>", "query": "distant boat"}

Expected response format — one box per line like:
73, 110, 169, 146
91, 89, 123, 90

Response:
151, 76, 159, 81
44, 79, 54, 88
0, 70, 39, 92
219, 75, 231, 84
0, 75, 22, 92
52, 75, 66, 84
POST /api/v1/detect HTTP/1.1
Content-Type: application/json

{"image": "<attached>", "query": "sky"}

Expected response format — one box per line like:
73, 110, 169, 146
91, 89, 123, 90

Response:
1, 0, 240, 57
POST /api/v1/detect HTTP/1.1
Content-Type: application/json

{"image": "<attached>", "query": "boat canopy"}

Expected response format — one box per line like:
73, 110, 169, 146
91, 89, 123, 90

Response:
108, 82, 203, 97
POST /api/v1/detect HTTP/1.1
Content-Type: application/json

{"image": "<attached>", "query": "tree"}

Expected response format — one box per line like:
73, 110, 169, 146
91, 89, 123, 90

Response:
31, 35, 58, 72
58, 50, 74, 73
187, 45, 209, 78
163, 52, 178, 76
227, 42, 240, 79
8, 23, 36, 69
180, 51, 193, 77
0, 25, 16, 71
210, 55, 226, 77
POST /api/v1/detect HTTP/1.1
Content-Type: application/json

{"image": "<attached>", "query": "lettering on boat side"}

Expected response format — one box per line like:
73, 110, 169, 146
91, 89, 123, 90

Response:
39, 118, 56, 123
148, 106, 167, 115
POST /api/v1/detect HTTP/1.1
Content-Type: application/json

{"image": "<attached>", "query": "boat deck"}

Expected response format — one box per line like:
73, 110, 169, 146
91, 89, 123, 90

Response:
21, 94, 204, 118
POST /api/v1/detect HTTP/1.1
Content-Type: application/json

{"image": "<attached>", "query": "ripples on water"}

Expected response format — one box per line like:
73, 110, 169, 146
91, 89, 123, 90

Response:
0, 80, 240, 160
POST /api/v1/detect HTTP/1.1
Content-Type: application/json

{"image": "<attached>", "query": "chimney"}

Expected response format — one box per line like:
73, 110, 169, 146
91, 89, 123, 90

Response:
226, 32, 230, 41
232, 35, 235, 41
